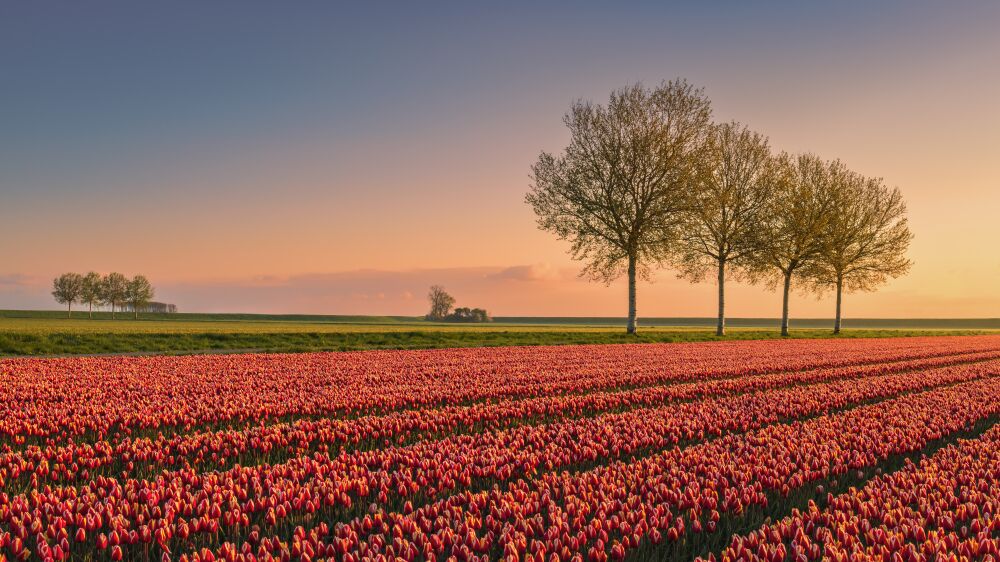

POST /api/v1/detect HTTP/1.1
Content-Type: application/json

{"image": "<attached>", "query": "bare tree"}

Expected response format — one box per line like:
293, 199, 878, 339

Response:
426, 285, 455, 321
126, 275, 155, 319
674, 122, 777, 336
80, 271, 103, 318
52, 273, 84, 318
526, 80, 712, 334
809, 173, 912, 333
101, 272, 129, 319
755, 153, 837, 336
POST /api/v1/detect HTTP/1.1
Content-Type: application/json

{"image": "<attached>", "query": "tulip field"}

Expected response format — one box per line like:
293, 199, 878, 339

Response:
1, 337, 1000, 561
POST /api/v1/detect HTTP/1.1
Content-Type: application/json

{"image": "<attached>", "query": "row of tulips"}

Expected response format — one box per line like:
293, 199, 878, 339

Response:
705, 423, 1000, 562
4, 336, 999, 447
305, 377, 1000, 562
2, 359, 997, 560
6, 347, 1000, 492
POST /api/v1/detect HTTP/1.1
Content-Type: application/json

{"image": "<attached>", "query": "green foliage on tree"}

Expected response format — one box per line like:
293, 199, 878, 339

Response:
674, 122, 778, 336
127, 275, 155, 319
527, 80, 712, 334
100, 273, 129, 319
807, 172, 913, 333
80, 272, 104, 318
446, 307, 491, 323
51, 273, 84, 318
528, 80, 914, 336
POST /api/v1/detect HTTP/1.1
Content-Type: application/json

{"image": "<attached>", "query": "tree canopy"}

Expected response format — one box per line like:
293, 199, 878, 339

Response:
808, 172, 913, 332
753, 153, 838, 335
126, 275, 155, 320
674, 121, 777, 335
528, 80, 913, 335
51, 273, 84, 317
527, 80, 713, 333
426, 285, 456, 321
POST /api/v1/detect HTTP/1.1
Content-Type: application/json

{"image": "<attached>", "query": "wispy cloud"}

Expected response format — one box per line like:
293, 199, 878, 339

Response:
0, 273, 36, 288
487, 263, 569, 282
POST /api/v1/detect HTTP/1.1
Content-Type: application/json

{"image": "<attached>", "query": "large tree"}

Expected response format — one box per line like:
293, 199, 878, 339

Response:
52, 273, 84, 318
674, 121, 777, 336
810, 173, 912, 333
755, 153, 837, 336
426, 285, 455, 321
80, 271, 103, 318
126, 275, 155, 319
101, 272, 129, 319
527, 80, 712, 334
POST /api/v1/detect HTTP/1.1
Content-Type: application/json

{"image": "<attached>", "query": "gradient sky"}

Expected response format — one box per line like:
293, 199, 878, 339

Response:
2, 2, 999, 317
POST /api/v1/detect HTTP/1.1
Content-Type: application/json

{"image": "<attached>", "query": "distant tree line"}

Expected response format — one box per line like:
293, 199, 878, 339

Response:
51, 272, 173, 319
528, 80, 912, 336
425, 285, 492, 322
132, 302, 178, 314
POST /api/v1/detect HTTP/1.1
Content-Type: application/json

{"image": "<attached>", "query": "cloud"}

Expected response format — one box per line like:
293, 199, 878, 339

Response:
0, 273, 36, 288
488, 263, 562, 282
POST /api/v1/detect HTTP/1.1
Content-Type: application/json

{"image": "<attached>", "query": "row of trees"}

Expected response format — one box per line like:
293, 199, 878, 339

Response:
52, 272, 155, 319
426, 285, 492, 322
527, 80, 912, 336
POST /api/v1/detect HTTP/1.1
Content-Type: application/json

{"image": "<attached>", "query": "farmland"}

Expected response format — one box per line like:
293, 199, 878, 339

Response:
0, 311, 991, 356
1, 335, 1000, 561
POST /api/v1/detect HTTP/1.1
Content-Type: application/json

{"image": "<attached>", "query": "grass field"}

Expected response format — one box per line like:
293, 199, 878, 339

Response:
0, 310, 992, 356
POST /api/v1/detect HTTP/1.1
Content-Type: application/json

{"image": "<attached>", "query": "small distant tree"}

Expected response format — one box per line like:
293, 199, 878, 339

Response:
754, 153, 837, 336
809, 173, 912, 334
445, 307, 492, 323
674, 122, 777, 336
52, 273, 84, 318
527, 80, 713, 334
426, 285, 455, 321
126, 275, 155, 319
101, 272, 129, 319
450, 307, 473, 321
80, 271, 103, 318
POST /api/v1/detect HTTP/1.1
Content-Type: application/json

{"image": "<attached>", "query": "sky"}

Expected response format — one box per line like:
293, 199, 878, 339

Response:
1, 1, 999, 318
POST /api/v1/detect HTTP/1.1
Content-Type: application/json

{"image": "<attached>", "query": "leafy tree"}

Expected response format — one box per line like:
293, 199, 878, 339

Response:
449, 307, 472, 321
446, 307, 491, 322
51, 273, 84, 318
754, 153, 837, 336
101, 272, 129, 319
426, 285, 455, 321
126, 275, 155, 319
80, 271, 104, 319
527, 80, 712, 334
809, 173, 912, 333
674, 122, 777, 336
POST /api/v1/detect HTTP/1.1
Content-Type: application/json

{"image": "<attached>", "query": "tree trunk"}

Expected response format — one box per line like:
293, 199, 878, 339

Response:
780, 270, 792, 337
67, 302, 72, 319
716, 259, 726, 337
834, 275, 844, 335
111, 303, 115, 320
135, 307, 139, 320
626, 254, 637, 335
88, 302, 93, 319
